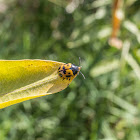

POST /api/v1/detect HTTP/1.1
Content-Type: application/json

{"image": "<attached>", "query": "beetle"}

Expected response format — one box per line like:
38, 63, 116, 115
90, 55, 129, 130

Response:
58, 58, 85, 80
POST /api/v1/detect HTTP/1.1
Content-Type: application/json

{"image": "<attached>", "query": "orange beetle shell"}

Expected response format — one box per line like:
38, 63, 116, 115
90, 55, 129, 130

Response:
58, 63, 80, 80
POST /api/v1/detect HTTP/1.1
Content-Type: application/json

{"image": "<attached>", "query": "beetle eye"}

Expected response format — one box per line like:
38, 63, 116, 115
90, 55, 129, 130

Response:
72, 70, 78, 75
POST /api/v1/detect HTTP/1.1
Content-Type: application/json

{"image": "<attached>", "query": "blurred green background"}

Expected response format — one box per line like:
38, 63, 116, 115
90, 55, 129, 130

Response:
0, 0, 140, 140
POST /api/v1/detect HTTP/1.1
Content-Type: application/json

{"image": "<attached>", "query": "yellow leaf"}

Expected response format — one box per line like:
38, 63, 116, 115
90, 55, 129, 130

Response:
0, 60, 80, 109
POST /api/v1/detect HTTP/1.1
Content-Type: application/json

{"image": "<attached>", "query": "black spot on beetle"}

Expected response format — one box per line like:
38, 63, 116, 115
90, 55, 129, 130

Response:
73, 71, 78, 75
66, 75, 71, 77
63, 69, 66, 74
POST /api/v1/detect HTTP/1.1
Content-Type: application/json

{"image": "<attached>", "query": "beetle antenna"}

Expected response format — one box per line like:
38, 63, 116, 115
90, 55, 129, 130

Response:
79, 57, 81, 66
78, 57, 85, 79
80, 71, 85, 79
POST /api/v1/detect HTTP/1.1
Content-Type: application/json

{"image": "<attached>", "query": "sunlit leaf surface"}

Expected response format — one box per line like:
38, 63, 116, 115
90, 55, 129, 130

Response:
0, 60, 76, 109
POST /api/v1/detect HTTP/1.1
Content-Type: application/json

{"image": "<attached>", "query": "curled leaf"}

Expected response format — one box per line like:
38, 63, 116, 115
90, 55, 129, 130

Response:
0, 60, 79, 109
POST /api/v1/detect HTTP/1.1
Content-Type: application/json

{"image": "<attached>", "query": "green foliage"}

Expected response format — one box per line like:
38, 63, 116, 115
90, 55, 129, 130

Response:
0, 0, 140, 140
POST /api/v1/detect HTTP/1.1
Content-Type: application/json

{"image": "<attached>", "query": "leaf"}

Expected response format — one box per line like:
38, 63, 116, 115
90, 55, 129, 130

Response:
0, 60, 78, 109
